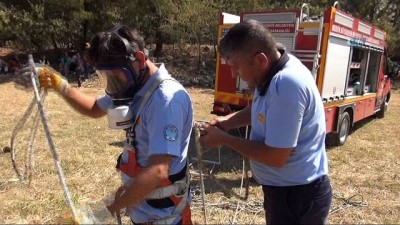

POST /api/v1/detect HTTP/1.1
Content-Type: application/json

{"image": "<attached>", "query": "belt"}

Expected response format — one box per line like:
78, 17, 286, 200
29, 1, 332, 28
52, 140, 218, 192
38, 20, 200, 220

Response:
262, 175, 329, 189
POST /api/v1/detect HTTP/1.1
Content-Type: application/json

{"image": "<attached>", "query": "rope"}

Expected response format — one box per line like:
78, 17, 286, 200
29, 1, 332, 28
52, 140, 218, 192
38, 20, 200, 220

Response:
10, 95, 43, 180
330, 192, 368, 214
190, 184, 264, 224
26, 109, 41, 184
27, 55, 81, 222
231, 158, 247, 224
193, 121, 208, 224
9, 55, 93, 224
231, 125, 251, 224
191, 121, 256, 224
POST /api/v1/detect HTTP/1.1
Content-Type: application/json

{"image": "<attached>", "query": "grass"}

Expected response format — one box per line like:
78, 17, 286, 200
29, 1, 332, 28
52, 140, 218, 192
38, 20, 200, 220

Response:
0, 79, 400, 224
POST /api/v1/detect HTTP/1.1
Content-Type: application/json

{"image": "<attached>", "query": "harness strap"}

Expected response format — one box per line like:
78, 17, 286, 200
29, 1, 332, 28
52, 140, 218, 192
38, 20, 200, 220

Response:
146, 163, 188, 200
117, 74, 191, 223
132, 76, 171, 127
150, 195, 190, 225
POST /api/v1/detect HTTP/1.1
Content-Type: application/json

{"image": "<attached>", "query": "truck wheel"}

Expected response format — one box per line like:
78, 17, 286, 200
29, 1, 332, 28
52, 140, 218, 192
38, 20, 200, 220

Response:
335, 112, 351, 146
376, 96, 387, 118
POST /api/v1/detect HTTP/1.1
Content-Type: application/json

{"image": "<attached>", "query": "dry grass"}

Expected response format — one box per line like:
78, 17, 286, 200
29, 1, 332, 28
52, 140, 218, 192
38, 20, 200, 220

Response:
0, 79, 399, 224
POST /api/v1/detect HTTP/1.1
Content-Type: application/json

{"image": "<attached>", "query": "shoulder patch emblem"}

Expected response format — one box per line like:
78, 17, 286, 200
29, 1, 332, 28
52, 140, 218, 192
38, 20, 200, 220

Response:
163, 124, 178, 142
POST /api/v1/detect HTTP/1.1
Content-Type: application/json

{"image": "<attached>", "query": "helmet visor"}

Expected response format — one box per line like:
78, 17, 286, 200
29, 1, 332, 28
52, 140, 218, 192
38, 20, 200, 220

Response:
95, 65, 133, 97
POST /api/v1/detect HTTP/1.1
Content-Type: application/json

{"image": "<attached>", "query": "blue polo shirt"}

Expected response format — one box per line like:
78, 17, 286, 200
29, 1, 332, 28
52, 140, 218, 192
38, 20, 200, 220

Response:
250, 54, 328, 186
97, 63, 193, 223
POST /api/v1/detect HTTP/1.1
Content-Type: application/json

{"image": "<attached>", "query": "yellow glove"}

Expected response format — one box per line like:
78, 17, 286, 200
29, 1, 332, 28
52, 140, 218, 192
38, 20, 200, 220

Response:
37, 66, 69, 95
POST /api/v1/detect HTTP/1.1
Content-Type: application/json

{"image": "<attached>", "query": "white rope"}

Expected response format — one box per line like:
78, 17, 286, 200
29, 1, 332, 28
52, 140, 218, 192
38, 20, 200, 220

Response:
26, 110, 40, 184
190, 122, 257, 224
231, 157, 246, 224
193, 121, 208, 224
10, 95, 41, 180
27, 55, 81, 221
231, 125, 251, 224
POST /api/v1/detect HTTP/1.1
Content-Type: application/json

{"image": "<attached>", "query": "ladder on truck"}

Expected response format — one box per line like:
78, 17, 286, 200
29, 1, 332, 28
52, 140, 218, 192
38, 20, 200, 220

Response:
292, 3, 324, 80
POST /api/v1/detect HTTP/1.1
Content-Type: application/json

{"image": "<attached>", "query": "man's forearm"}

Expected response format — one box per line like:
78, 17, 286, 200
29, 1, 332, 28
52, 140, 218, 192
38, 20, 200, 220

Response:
111, 165, 167, 210
63, 86, 105, 118
220, 134, 292, 168
111, 155, 173, 211
219, 106, 251, 130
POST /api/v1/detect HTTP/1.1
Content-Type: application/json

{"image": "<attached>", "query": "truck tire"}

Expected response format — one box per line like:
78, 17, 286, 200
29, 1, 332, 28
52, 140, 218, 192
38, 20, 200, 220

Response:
376, 96, 387, 118
334, 111, 351, 146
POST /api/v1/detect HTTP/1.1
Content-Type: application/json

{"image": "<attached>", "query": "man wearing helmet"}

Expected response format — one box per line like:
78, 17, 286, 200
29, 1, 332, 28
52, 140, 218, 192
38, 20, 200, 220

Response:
37, 25, 193, 224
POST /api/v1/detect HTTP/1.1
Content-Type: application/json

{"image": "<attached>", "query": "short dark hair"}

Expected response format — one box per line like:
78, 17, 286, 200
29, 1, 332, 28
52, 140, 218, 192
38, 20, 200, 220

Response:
87, 25, 145, 65
218, 20, 277, 60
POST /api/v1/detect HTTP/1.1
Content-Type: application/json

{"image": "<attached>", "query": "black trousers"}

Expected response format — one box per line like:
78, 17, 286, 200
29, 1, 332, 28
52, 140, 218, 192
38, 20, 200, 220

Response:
132, 219, 182, 225
262, 175, 332, 225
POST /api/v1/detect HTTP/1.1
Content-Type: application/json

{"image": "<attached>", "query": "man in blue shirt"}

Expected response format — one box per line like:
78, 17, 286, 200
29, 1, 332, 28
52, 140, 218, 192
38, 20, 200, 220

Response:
37, 25, 193, 224
201, 20, 332, 224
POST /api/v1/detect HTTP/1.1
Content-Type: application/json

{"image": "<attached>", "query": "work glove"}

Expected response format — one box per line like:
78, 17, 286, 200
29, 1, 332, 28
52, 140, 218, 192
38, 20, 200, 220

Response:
37, 65, 69, 95
19, 64, 69, 95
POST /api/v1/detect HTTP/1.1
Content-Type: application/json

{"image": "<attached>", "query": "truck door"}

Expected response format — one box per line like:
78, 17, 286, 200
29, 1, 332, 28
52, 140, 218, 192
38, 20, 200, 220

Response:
241, 10, 300, 53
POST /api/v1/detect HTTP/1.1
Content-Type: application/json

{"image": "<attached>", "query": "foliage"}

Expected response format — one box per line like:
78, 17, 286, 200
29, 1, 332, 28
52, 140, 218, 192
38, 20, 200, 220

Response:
0, 0, 399, 60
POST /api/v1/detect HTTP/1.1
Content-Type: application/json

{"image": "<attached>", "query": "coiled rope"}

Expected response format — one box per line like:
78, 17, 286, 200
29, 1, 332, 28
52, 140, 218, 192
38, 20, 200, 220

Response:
330, 192, 368, 214
10, 94, 43, 182
9, 55, 92, 224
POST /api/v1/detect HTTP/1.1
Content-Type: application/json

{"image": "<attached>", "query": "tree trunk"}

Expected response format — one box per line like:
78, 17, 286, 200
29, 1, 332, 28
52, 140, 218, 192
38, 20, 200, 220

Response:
51, 34, 58, 50
82, 1, 90, 51
30, 37, 41, 51
81, 20, 89, 51
197, 42, 202, 68
154, 29, 163, 57
213, 36, 217, 59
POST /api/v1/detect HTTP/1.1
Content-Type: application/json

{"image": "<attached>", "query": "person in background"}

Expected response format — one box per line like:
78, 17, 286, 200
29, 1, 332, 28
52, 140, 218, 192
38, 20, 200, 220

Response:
0, 59, 6, 75
35, 24, 193, 224
83, 43, 94, 77
200, 20, 332, 224
76, 53, 85, 78
70, 53, 81, 87
8, 56, 21, 75
64, 52, 72, 77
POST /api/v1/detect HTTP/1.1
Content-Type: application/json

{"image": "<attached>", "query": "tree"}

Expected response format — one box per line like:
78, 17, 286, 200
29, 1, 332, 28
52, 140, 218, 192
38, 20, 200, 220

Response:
0, 0, 398, 61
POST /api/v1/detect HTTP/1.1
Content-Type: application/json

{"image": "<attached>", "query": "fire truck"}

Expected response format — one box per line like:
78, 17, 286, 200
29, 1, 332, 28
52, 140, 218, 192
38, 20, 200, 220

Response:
212, 4, 392, 146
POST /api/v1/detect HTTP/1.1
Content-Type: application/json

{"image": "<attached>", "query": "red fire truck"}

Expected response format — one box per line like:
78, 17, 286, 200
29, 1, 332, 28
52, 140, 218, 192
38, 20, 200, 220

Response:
212, 4, 392, 146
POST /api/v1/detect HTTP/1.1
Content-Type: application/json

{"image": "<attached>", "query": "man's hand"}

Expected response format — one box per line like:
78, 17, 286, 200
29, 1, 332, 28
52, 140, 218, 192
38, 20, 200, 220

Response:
106, 186, 126, 217
37, 66, 69, 95
200, 124, 229, 148
209, 116, 229, 131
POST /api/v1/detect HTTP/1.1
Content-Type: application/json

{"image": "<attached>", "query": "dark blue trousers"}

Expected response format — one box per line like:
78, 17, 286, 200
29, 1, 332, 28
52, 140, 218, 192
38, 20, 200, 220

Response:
262, 175, 332, 225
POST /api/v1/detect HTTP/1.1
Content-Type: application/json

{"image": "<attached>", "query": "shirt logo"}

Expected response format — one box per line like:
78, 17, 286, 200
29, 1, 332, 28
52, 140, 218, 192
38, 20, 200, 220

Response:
163, 124, 178, 142
258, 113, 265, 124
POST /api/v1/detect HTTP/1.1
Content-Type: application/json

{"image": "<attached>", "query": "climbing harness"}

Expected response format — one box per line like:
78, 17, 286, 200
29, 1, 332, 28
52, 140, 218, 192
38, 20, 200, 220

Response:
115, 75, 192, 224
